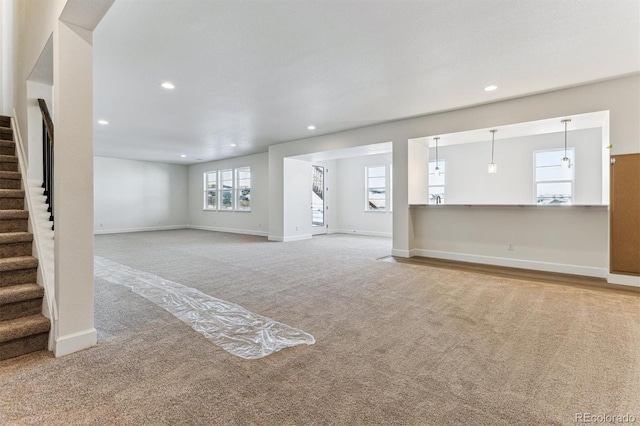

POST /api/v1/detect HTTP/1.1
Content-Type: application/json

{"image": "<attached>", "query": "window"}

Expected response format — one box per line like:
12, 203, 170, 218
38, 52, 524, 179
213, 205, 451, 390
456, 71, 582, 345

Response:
428, 160, 445, 204
366, 166, 386, 210
534, 149, 574, 205
235, 167, 251, 211
219, 169, 234, 210
203, 171, 217, 210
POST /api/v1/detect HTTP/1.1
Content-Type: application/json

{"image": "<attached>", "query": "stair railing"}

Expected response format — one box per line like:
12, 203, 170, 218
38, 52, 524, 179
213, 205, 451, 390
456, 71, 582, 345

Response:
37, 99, 54, 229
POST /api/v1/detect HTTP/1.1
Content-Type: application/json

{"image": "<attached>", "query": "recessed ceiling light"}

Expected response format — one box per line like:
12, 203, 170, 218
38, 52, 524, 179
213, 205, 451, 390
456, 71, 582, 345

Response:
97, 120, 109, 125
484, 85, 498, 92
230, 143, 237, 147
161, 82, 175, 89
307, 125, 316, 130
180, 154, 186, 158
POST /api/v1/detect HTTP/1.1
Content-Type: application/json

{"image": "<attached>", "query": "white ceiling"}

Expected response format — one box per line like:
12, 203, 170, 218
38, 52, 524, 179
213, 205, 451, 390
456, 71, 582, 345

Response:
414, 110, 609, 147
93, 0, 640, 164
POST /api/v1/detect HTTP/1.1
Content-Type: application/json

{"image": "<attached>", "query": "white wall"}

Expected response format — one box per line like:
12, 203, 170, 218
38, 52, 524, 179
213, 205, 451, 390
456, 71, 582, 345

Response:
411, 205, 608, 277
431, 128, 604, 205
282, 157, 313, 241
188, 152, 269, 236
94, 156, 188, 233
334, 153, 392, 237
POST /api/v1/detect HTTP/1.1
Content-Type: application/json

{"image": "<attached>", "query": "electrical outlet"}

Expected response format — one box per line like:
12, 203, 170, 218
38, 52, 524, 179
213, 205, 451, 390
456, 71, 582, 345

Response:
296, 225, 299, 231
508, 242, 514, 251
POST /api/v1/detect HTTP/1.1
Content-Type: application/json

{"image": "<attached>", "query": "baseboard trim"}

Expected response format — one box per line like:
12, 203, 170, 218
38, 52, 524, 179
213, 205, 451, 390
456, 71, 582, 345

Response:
94, 225, 189, 235
54, 328, 97, 357
267, 234, 313, 242
391, 249, 411, 258
331, 229, 392, 238
608, 273, 640, 288
189, 225, 268, 237
282, 234, 312, 242
410, 249, 608, 278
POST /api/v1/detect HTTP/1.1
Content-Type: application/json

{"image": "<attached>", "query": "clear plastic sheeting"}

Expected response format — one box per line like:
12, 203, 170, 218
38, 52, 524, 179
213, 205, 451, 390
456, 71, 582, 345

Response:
94, 256, 315, 359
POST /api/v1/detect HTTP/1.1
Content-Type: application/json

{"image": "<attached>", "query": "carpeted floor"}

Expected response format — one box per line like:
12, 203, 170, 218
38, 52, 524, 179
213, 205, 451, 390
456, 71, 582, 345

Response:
1, 230, 639, 425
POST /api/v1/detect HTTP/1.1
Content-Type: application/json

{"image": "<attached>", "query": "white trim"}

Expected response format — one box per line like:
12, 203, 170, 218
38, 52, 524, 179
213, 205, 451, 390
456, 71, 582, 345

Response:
94, 225, 189, 235
391, 249, 411, 258
189, 225, 268, 237
54, 328, 97, 357
410, 249, 608, 278
330, 229, 392, 238
607, 273, 640, 288
268, 234, 312, 242
283, 234, 312, 242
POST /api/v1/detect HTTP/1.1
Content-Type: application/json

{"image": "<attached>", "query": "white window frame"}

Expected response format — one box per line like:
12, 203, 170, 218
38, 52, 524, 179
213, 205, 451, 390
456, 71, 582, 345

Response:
218, 169, 234, 211
365, 165, 387, 211
203, 171, 217, 210
428, 160, 445, 204
534, 148, 574, 205
235, 166, 251, 212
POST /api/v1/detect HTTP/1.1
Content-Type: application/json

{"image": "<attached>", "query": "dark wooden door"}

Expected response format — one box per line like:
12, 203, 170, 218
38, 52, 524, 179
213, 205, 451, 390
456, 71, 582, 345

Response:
610, 153, 640, 275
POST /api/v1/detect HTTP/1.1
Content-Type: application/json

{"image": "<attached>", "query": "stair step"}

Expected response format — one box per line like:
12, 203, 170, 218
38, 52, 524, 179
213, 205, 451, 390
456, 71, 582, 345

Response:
0, 284, 44, 321
0, 283, 43, 305
0, 132, 12, 143
0, 189, 24, 198
0, 189, 24, 210
0, 210, 28, 233
0, 210, 28, 220
0, 140, 15, 156
0, 171, 20, 190
0, 314, 49, 360
0, 155, 17, 172
0, 257, 38, 288
0, 232, 32, 244
0, 232, 33, 257
0, 314, 50, 343
0, 117, 10, 128
0, 171, 20, 179
0, 256, 38, 272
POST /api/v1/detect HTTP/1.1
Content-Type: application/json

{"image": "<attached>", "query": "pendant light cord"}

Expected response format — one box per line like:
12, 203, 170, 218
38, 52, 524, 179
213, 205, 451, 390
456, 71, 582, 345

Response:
564, 120, 567, 158
490, 130, 496, 163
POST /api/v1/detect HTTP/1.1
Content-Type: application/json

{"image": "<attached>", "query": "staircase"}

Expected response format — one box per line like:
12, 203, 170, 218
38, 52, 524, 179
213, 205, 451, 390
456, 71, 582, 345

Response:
0, 115, 50, 361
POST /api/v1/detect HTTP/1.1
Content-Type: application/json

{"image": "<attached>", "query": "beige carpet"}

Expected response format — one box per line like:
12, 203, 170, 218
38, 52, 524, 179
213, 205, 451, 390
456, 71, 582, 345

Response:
1, 230, 638, 425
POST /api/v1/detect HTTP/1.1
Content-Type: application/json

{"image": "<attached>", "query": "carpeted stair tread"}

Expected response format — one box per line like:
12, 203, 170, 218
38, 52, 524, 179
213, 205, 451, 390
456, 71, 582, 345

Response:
0, 140, 15, 148
0, 155, 17, 163
0, 232, 32, 244
0, 189, 25, 198
0, 314, 50, 343
0, 283, 43, 305
0, 256, 38, 272
0, 210, 28, 219
0, 171, 20, 180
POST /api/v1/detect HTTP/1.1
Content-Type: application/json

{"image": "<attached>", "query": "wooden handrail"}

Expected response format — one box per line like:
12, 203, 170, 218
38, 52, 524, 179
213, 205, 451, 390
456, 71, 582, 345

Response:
37, 98, 54, 145
37, 98, 54, 227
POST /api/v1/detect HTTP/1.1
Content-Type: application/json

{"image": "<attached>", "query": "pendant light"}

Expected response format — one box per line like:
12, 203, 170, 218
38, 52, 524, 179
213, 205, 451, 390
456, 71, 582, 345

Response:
434, 137, 441, 176
488, 129, 498, 173
561, 118, 571, 169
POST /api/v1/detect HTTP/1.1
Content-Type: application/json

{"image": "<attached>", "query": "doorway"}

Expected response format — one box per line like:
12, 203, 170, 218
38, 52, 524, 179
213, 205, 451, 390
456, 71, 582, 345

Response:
311, 165, 327, 235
